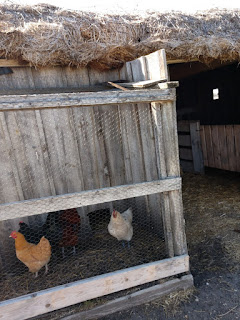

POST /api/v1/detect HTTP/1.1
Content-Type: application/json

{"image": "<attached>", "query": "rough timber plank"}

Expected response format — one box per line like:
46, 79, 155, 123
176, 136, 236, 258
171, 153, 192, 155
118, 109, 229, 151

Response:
0, 178, 181, 221
151, 103, 174, 258
161, 100, 187, 255
199, 125, 209, 167
61, 274, 194, 320
189, 121, 204, 174
203, 125, 215, 168
0, 255, 190, 320
0, 89, 176, 111
233, 125, 240, 172
225, 125, 236, 172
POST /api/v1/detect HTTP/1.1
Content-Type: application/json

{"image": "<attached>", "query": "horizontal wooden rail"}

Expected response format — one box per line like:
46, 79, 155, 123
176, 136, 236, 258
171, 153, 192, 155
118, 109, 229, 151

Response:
0, 254, 189, 320
0, 178, 181, 221
62, 274, 194, 320
0, 89, 176, 111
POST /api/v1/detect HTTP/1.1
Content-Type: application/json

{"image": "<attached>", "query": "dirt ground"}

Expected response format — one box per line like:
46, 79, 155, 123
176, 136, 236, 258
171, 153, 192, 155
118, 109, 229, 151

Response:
99, 168, 240, 320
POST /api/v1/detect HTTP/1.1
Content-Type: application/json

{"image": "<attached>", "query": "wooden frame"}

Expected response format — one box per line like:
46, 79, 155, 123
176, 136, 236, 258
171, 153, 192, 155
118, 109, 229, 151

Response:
62, 274, 194, 320
0, 255, 189, 320
0, 49, 191, 320
0, 89, 175, 111
0, 178, 181, 221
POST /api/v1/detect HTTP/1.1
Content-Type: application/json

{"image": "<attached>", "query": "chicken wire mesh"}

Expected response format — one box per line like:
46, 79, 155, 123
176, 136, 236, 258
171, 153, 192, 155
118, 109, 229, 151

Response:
1, 198, 168, 301
0, 101, 179, 301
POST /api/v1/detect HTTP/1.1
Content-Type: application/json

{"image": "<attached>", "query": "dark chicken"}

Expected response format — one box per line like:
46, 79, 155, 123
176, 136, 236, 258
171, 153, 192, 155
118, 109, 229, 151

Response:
59, 208, 81, 257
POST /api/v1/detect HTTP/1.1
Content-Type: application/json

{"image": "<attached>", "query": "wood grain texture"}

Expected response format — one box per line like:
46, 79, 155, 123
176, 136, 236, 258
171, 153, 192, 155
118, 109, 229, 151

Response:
0, 89, 176, 111
189, 122, 204, 174
62, 274, 194, 320
200, 124, 240, 172
0, 178, 181, 221
0, 255, 190, 320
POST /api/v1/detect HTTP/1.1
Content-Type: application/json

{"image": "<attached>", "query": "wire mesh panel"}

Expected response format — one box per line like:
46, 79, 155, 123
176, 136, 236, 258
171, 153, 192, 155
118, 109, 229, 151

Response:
0, 195, 168, 301
0, 94, 186, 315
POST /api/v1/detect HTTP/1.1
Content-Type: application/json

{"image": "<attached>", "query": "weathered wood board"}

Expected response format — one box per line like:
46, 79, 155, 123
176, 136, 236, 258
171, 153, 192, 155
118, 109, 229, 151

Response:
178, 120, 204, 174
200, 124, 240, 172
0, 255, 189, 320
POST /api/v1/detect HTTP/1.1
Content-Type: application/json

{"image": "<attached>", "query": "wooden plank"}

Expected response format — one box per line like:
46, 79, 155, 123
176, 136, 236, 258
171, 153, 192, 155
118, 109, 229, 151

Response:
225, 125, 236, 172
211, 125, 221, 169
0, 255, 190, 320
177, 121, 190, 133
151, 103, 174, 257
145, 50, 169, 81
189, 122, 204, 174
137, 103, 163, 231
161, 100, 187, 255
180, 160, 194, 173
217, 125, 229, 170
158, 81, 179, 89
199, 126, 209, 167
0, 178, 181, 221
129, 57, 163, 230
126, 57, 148, 81
178, 134, 191, 147
179, 148, 193, 161
203, 125, 215, 168
62, 274, 194, 320
0, 89, 176, 111
233, 125, 240, 172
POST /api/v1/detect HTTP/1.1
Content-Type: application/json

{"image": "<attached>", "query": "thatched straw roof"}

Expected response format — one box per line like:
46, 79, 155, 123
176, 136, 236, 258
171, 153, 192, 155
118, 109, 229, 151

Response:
0, 3, 239, 70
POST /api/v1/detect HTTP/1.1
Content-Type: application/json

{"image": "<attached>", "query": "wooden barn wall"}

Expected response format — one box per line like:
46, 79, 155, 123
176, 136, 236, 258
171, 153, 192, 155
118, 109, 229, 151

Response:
0, 66, 164, 268
170, 63, 240, 125
200, 124, 240, 172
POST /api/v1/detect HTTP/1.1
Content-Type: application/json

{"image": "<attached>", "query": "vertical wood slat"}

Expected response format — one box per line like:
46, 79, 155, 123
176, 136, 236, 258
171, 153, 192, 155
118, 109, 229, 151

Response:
204, 125, 215, 168
217, 126, 229, 170
142, 50, 175, 254
225, 125, 236, 172
163, 100, 187, 255
199, 126, 209, 167
129, 56, 164, 230
189, 122, 204, 174
126, 49, 176, 255
200, 124, 240, 173
211, 125, 221, 169
234, 125, 240, 172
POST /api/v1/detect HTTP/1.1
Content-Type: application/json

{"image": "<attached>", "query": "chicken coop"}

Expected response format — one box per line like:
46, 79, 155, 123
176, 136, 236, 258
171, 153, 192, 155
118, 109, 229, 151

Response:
0, 5, 194, 319
0, 49, 192, 319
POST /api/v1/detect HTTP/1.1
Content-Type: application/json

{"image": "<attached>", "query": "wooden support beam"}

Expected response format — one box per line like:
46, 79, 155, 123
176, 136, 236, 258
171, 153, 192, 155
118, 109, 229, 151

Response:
62, 274, 194, 320
158, 81, 179, 89
0, 89, 176, 111
0, 255, 190, 320
0, 178, 181, 221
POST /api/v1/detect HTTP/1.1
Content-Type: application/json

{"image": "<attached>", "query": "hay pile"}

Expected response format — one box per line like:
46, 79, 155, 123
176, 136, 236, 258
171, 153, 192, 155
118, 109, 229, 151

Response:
0, 3, 239, 70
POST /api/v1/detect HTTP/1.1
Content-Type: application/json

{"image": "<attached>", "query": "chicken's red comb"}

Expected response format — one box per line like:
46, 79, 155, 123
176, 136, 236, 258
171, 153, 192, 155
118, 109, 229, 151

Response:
19, 221, 24, 224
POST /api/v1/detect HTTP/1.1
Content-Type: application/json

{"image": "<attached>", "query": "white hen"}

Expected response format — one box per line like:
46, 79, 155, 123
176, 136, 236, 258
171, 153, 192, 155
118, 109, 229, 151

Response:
108, 208, 133, 246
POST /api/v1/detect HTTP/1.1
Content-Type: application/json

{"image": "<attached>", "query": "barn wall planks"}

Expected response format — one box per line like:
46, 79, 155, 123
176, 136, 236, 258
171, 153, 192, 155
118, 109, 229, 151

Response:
0, 63, 171, 263
177, 120, 204, 174
200, 124, 240, 172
